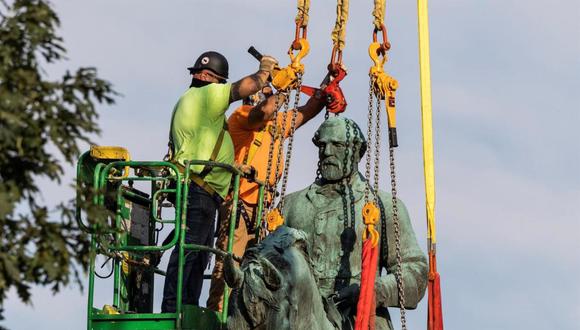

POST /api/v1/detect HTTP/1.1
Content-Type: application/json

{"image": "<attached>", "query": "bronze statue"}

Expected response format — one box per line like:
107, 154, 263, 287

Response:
226, 117, 427, 329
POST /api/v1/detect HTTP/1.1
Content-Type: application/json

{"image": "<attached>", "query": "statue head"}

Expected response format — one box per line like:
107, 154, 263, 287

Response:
312, 117, 367, 182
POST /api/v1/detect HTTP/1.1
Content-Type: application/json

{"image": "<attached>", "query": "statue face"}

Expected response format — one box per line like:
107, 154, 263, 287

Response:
315, 122, 358, 181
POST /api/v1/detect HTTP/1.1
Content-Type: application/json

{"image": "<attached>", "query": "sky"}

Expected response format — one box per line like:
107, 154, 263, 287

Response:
3, 0, 580, 329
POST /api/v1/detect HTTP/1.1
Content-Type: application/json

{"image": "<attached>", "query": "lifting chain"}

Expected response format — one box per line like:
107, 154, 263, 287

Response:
364, 79, 375, 204
272, 95, 291, 200
341, 119, 355, 230
265, 0, 310, 232
390, 143, 407, 328
278, 75, 303, 210
366, 12, 407, 328
261, 94, 283, 232
266, 78, 303, 232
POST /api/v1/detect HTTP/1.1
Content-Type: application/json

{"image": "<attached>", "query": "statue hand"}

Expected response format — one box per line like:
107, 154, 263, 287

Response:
333, 283, 360, 307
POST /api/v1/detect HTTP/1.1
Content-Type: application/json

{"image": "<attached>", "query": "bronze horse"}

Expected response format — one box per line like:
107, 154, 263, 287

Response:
224, 226, 335, 330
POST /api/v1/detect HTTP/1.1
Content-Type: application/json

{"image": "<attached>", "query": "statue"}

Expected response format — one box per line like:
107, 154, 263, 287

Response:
225, 226, 334, 330
226, 117, 427, 329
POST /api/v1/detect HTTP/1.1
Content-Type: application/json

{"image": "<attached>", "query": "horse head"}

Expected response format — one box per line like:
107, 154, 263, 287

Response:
225, 226, 334, 330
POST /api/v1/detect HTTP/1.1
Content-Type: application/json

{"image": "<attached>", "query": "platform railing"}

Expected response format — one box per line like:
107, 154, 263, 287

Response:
76, 153, 266, 329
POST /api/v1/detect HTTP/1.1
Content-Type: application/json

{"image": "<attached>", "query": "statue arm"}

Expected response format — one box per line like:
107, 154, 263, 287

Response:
375, 196, 428, 309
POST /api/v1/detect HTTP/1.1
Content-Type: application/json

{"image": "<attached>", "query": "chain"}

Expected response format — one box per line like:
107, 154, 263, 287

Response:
364, 79, 374, 204
318, 103, 332, 181
270, 93, 291, 210
348, 119, 358, 227
315, 158, 322, 181
278, 75, 303, 210
390, 145, 407, 328
341, 118, 354, 229
373, 96, 381, 203
262, 94, 282, 218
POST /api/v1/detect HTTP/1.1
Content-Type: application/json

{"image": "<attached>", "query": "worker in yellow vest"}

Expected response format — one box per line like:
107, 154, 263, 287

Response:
206, 86, 326, 311
162, 51, 278, 313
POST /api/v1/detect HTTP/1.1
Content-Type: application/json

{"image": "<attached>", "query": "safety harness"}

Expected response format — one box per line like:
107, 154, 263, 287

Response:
165, 106, 227, 199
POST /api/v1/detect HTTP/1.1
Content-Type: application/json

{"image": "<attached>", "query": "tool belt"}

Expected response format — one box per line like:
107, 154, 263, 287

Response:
168, 161, 222, 202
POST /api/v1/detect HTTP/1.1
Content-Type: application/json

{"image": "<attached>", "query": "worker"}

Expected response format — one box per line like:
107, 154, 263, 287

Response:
161, 50, 278, 313
206, 85, 327, 311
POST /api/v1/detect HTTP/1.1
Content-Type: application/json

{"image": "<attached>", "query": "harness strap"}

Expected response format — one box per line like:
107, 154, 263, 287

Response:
199, 126, 226, 178
243, 128, 266, 165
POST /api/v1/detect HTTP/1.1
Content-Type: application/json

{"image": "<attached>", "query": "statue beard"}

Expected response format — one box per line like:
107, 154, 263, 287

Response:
320, 157, 353, 182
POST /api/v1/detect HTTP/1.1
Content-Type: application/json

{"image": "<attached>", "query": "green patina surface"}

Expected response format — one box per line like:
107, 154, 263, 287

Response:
281, 117, 428, 330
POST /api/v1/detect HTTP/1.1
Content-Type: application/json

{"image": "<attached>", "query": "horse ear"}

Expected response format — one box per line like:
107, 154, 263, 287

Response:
259, 258, 282, 291
224, 254, 244, 289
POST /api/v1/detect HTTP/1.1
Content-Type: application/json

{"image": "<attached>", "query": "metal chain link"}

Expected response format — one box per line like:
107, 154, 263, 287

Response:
270, 93, 291, 210
364, 79, 375, 204
368, 70, 408, 329
262, 94, 282, 218
390, 146, 407, 329
341, 118, 354, 229
373, 96, 381, 203
348, 119, 357, 228
278, 75, 303, 210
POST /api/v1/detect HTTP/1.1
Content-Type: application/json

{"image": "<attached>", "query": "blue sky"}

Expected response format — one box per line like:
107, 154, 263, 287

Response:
3, 1, 580, 329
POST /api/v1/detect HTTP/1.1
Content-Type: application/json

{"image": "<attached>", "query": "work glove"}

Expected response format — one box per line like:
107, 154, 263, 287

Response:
259, 55, 278, 76
261, 85, 274, 97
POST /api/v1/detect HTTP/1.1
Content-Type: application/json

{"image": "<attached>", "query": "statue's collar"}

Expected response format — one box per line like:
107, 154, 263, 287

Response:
306, 172, 368, 205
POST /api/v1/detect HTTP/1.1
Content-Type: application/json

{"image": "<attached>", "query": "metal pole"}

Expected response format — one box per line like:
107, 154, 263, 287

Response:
87, 236, 96, 330
175, 162, 190, 329
221, 174, 240, 323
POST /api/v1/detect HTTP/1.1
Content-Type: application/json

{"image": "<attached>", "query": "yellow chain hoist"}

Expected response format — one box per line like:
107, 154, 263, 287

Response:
368, 25, 399, 148
359, 2, 408, 328
272, 24, 310, 91
265, 1, 311, 232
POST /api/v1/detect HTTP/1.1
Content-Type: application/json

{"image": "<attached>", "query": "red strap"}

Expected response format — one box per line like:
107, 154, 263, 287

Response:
355, 238, 379, 330
428, 252, 444, 330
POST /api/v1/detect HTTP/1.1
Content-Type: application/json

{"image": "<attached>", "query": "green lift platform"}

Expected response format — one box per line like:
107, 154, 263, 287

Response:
76, 146, 265, 330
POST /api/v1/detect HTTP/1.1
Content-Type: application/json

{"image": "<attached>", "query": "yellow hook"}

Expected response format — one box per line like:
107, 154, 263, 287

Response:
368, 42, 386, 74
362, 202, 380, 247
289, 38, 310, 71
368, 41, 399, 138
272, 38, 310, 91
266, 208, 285, 232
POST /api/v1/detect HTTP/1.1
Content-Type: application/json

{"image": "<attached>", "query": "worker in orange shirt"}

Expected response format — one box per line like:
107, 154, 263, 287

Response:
206, 86, 326, 311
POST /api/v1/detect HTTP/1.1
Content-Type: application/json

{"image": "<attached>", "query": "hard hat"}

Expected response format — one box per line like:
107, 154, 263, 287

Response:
187, 51, 229, 80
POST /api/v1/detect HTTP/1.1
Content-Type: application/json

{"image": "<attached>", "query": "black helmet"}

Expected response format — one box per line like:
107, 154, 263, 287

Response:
187, 51, 229, 80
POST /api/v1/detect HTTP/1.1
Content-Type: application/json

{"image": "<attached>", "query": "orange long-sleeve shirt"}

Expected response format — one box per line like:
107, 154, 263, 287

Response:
227, 105, 295, 205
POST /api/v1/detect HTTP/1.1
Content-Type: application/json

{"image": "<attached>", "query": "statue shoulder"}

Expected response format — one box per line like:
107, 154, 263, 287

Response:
282, 184, 316, 227
283, 185, 311, 209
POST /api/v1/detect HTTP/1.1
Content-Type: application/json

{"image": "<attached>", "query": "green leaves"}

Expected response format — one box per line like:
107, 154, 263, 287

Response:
0, 0, 117, 321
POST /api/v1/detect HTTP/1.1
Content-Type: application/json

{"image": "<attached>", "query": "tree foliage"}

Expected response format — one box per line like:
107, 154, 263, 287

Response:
0, 0, 117, 318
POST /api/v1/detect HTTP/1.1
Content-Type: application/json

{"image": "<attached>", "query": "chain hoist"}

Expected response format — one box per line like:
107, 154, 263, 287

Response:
301, 0, 349, 119
265, 1, 310, 232
362, 0, 407, 327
